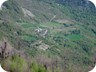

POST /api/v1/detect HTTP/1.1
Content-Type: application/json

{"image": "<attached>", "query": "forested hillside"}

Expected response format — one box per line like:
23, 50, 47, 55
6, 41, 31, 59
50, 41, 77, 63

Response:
0, 0, 96, 72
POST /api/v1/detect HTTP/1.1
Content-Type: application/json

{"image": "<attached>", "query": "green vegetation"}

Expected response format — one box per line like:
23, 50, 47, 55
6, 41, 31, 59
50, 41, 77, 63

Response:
9, 55, 27, 72
30, 62, 47, 72
0, 0, 96, 72
1, 55, 27, 72
40, 22, 63, 28
65, 34, 83, 41
22, 24, 35, 28
2, 55, 53, 72
21, 35, 38, 42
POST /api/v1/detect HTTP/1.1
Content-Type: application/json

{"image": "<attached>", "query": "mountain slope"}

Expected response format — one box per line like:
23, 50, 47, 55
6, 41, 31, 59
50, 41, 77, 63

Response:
0, 0, 96, 72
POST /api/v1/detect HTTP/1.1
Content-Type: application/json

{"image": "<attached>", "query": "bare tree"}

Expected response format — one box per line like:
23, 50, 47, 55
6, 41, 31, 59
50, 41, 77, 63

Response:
0, 42, 9, 60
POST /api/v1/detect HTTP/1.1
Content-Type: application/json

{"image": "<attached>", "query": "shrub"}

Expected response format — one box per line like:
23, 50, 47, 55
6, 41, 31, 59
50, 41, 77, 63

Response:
9, 55, 27, 72
30, 62, 47, 72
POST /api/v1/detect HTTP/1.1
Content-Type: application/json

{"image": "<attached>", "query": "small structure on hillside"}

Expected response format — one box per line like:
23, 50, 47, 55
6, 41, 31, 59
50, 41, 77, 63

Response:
35, 27, 48, 38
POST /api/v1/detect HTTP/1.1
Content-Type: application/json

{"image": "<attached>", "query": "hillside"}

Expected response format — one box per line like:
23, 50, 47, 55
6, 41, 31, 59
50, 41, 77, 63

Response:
0, 0, 96, 72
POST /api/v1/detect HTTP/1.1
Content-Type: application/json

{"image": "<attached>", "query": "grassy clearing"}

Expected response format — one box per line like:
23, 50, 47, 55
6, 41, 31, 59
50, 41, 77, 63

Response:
21, 35, 38, 42
22, 24, 34, 28
65, 34, 83, 41
40, 22, 63, 28
22, 23, 37, 28
18, 22, 37, 28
